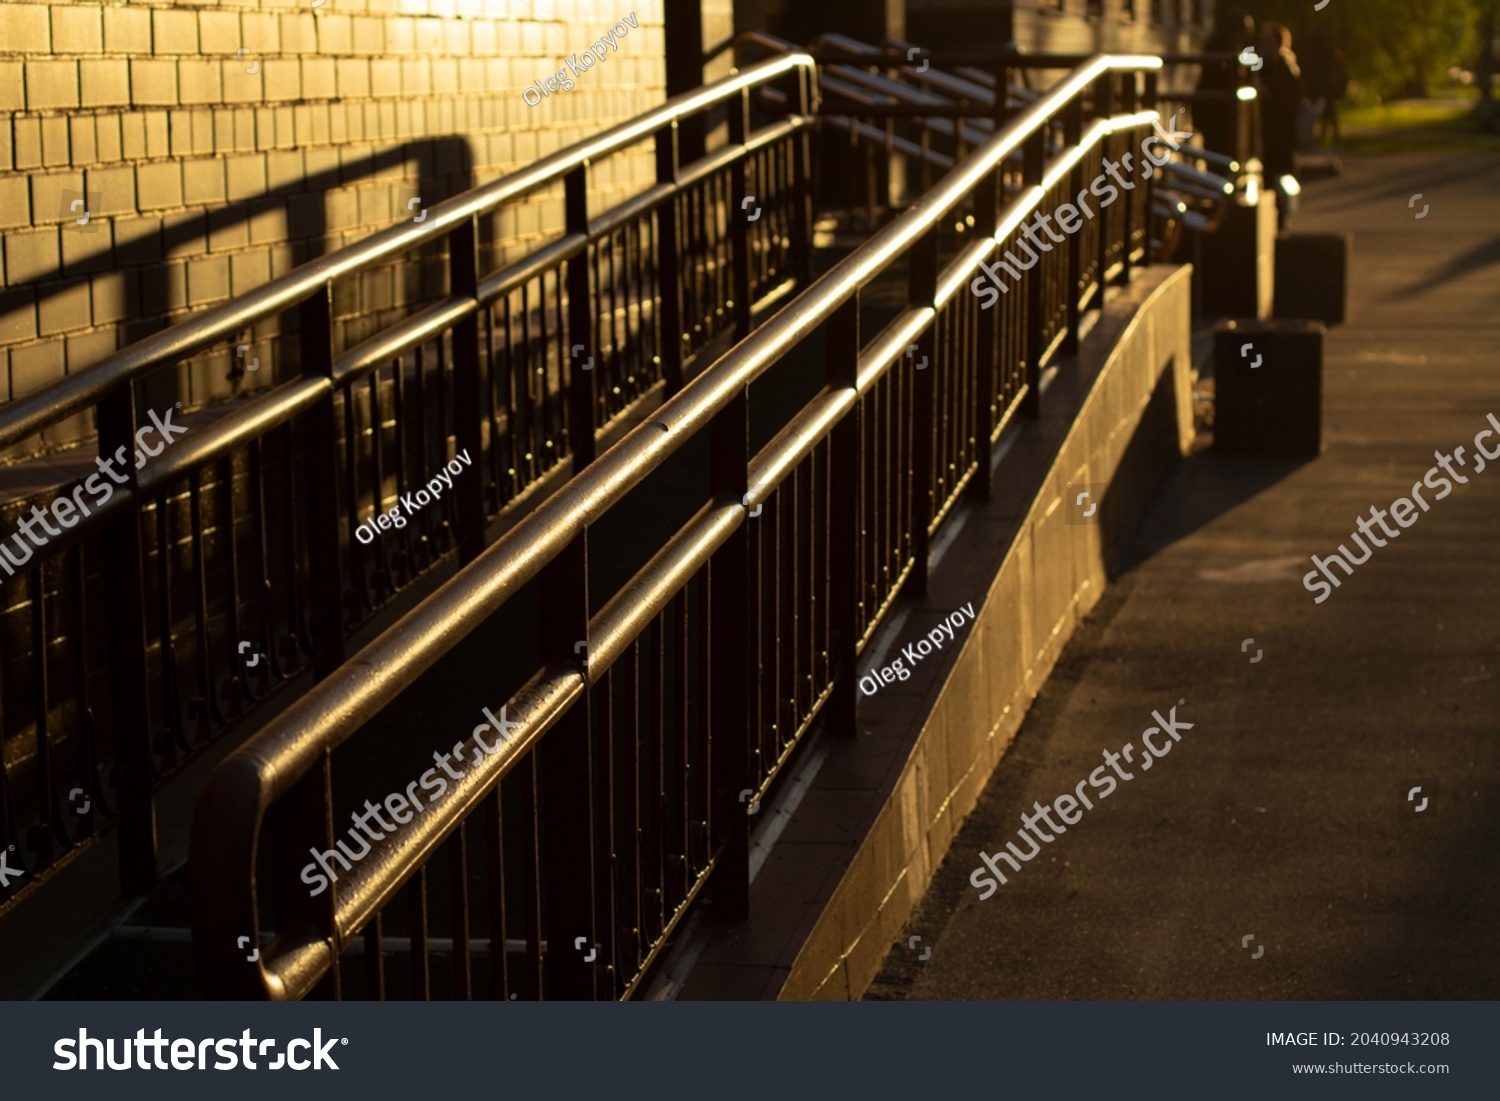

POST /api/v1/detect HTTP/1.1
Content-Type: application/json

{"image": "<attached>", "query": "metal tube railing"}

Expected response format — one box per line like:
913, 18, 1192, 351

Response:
0, 53, 817, 920
191, 53, 1163, 1001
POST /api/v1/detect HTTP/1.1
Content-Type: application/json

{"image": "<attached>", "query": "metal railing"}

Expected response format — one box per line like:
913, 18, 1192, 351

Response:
191, 53, 1165, 1000
0, 53, 816, 915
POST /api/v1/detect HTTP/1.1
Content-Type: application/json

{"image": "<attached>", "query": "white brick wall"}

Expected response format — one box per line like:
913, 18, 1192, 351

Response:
0, 0, 668, 450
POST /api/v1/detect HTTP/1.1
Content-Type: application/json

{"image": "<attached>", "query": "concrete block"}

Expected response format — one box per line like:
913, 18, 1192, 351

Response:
91, 272, 136, 326
2, 6, 50, 52
26, 60, 80, 110
187, 254, 230, 305
135, 161, 183, 211
113, 215, 163, 267
0, 288, 38, 343
42, 116, 70, 168
10, 340, 63, 398
12, 119, 40, 171
51, 6, 103, 53
336, 58, 370, 98
5, 229, 61, 285
230, 249, 272, 295
0, 62, 23, 111
84, 165, 136, 215
95, 116, 121, 163
66, 328, 118, 372
31, 172, 85, 225
131, 59, 178, 106
281, 14, 318, 54
222, 63, 263, 105
65, 118, 96, 169
316, 14, 353, 54
104, 7, 151, 55
60, 221, 109, 275
143, 111, 170, 158
78, 60, 129, 112
178, 59, 223, 106
261, 59, 301, 101
182, 158, 227, 206
239, 13, 279, 54
1197, 192, 1276, 320
38, 279, 93, 336
353, 16, 384, 53
152, 9, 200, 55
1275, 232, 1350, 327
1214, 319, 1324, 456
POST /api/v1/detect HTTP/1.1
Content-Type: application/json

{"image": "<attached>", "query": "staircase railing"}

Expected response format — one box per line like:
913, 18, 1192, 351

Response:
0, 53, 816, 929
190, 53, 1164, 1001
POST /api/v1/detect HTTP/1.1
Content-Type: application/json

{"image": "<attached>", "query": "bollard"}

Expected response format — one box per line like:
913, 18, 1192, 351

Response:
1214, 319, 1324, 456
1274, 232, 1350, 326
1198, 191, 1277, 319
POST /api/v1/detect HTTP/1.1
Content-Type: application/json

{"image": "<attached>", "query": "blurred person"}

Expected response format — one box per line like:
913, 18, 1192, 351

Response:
1258, 22, 1304, 225
1301, 29, 1349, 146
1196, 6, 1256, 158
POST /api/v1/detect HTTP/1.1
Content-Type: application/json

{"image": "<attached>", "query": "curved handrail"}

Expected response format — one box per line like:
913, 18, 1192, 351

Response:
0, 52, 815, 449
191, 52, 1163, 999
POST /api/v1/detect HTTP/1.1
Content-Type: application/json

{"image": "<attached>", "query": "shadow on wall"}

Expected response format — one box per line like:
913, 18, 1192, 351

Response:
2, 134, 483, 448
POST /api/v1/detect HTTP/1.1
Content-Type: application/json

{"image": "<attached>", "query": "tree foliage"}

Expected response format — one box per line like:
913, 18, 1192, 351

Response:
1233, 0, 1482, 99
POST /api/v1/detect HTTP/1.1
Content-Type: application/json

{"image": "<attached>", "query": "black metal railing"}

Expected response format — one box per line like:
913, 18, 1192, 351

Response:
0, 53, 816, 917
190, 52, 1164, 1001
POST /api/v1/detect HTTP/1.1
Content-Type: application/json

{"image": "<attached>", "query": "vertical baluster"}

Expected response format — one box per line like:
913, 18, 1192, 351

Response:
1063, 96, 1085, 357
827, 296, 860, 739
68, 543, 98, 839
98, 386, 156, 895
706, 376, 751, 919
29, 565, 54, 866
409, 866, 430, 999
1021, 126, 1047, 418
300, 285, 347, 679
450, 214, 485, 564
364, 912, 385, 1000
538, 531, 595, 999
1143, 69, 1159, 267
448, 822, 471, 999
519, 754, 543, 999
484, 784, 508, 998
909, 227, 939, 592
565, 167, 596, 473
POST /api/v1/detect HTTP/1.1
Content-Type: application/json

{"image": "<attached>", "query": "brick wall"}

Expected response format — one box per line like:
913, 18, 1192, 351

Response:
0, 0, 667, 454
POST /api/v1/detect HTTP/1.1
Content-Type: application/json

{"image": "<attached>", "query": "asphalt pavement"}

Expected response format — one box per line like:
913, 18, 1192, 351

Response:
868, 149, 1500, 1000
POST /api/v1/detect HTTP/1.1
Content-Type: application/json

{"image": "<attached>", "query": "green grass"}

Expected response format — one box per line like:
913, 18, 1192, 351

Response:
1335, 92, 1500, 155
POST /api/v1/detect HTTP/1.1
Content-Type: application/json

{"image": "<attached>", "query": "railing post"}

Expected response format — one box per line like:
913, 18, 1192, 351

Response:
827, 295, 860, 739
972, 167, 1001, 502
1095, 73, 1115, 300
1143, 70, 1159, 269
269, 754, 341, 1000
450, 213, 485, 564
565, 166, 597, 472
299, 286, 347, 679
707, 384, 751, 919
1063, 95, 1084, 356
1021, 128, 1046, 420
728, 88, 753, 341
98, 387, 156, 896
654, 125, 685, 395
792, 65, 815, 286
539, 530, 596, 999
909, 229, 938, 593
991, 57, 1009, 129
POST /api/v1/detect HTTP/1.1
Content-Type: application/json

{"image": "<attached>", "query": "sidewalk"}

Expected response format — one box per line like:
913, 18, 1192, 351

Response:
869, 150, 1500, 999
